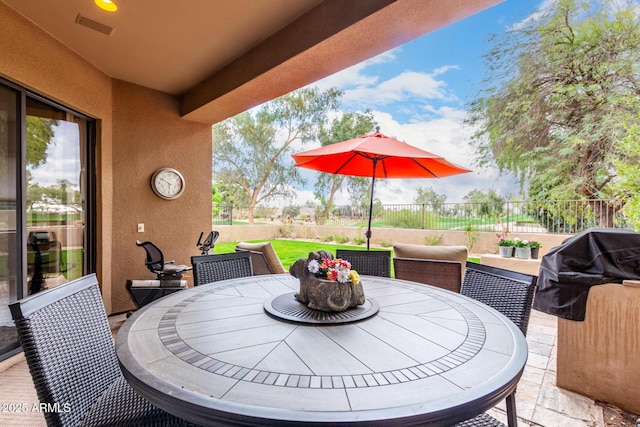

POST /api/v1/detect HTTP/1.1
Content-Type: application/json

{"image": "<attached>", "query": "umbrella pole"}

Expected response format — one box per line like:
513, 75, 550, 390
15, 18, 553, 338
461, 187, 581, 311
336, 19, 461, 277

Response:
366, 159, 378, 251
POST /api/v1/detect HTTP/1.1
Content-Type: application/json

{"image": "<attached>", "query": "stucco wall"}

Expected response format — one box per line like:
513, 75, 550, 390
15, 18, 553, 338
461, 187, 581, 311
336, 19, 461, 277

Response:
110, 81, 212, 312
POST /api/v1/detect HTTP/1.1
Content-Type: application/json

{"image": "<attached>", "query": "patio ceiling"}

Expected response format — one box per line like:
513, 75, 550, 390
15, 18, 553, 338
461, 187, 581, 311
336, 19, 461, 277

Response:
2, 0, 501, 124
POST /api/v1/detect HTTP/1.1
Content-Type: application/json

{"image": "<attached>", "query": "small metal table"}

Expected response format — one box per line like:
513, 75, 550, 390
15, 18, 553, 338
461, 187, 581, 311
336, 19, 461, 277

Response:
116, 274, 527, 426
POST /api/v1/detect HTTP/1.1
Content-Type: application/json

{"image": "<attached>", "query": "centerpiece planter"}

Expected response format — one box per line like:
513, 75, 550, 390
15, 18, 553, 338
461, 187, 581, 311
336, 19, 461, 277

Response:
295, 276, 365, 312
290, 250, 365, 312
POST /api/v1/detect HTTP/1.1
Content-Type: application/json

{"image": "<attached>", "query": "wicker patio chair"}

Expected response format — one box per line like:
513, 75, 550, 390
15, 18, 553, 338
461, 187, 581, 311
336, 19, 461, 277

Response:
460, 263, 537, 335
455, 263, 538, 427
336, 249, 391, 278
235, 241, 286, 274
9, 274, 194, 427
393, 257, 462, 293
393, 243, 468, 282
191, 251, 253, 286
235, 248, 273, 275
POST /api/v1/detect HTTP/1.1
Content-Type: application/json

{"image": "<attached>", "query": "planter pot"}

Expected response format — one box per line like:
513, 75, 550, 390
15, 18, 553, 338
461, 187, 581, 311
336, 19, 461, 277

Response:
499, 246, 514, 258
294, 276, 365, 312
515, 247, 531, 259
531, 247, 540, 259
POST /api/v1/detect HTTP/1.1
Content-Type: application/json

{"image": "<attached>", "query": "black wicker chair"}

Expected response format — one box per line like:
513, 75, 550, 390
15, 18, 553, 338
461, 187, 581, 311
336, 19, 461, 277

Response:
191, 251, 253, 286
393, 257, 462, 293
9, 274, 195, 427
335, 249, 391, 278
455, 263, 538, 427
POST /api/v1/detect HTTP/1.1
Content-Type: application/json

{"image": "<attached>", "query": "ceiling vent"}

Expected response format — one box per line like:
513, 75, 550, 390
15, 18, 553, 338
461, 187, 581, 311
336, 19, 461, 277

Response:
75, 14, 114, 36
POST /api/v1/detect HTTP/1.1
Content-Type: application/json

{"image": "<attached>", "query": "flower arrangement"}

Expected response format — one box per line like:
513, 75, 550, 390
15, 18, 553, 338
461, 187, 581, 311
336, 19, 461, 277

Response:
498, 237, 514, 247
528, 240, 541, 249
513, 237, 530, 248
307, 258, 360, 284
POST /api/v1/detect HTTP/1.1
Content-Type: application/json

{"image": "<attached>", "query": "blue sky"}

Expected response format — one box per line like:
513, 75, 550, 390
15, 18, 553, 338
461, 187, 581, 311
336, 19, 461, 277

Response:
291, 0, 551, 205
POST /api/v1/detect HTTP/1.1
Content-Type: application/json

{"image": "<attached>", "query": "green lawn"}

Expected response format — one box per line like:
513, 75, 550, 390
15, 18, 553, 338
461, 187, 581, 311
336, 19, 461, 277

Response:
214, 239, 479, 276
214, 239, 389, 271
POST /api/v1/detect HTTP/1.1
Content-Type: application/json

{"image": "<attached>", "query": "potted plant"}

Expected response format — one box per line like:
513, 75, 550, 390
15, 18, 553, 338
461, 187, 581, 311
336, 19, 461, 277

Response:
513, 238, 531, 259
529, 240, 541, 259
498, 238, 514, 257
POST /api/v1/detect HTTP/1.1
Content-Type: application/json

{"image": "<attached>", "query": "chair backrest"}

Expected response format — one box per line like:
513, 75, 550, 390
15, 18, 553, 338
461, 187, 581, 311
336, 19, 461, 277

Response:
461, 263, 537, 335
136, 240, 164, 273
393, 257, 462, 293
235, 241, 286, 274
191, 251, 253, 286
9, 274, 120, 427
236, 248, 273, 275
393, 243, 468, 282
335, 249, 391, 278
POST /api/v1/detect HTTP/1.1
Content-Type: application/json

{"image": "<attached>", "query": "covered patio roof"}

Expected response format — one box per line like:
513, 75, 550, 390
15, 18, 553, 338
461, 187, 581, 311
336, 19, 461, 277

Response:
3, 0, 502, 124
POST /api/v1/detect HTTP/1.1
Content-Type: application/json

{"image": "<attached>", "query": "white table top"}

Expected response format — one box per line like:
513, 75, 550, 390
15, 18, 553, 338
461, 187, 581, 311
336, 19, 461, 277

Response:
116, 274, 528, 426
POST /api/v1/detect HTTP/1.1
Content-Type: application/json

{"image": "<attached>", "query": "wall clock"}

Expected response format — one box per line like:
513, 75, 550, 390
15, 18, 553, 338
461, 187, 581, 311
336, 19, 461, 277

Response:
151, 167, 185, 200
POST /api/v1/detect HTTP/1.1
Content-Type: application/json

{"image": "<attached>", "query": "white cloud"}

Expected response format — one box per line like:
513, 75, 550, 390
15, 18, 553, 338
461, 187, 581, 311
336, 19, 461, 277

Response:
311, 47, 458, 111
30, 123, 82, 188
509, 0, 556, 31
313, 49, 399, 92
342, 70, 458, 107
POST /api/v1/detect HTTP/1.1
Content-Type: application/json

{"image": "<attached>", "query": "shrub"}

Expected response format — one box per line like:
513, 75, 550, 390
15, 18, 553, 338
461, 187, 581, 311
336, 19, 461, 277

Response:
424, 234, 443, 246
278, 224, 296, 238
353, 237, 366, 245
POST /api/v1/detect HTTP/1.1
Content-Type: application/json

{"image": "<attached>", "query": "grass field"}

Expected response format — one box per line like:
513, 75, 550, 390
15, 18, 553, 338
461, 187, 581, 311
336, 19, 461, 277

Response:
213, 239, 387, 271
213, 239, 478, 275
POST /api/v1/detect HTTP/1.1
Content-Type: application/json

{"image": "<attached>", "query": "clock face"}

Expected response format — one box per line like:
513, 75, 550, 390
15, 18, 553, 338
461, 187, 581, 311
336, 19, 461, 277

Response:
151, 168, 185, 200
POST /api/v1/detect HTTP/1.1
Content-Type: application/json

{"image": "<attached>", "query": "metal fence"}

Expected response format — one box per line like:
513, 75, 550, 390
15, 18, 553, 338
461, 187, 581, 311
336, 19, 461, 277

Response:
214, 199, 629, 234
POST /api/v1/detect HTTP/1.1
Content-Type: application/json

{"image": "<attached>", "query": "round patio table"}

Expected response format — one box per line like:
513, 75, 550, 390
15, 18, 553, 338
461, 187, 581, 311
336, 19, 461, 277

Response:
116, 274, 528, 426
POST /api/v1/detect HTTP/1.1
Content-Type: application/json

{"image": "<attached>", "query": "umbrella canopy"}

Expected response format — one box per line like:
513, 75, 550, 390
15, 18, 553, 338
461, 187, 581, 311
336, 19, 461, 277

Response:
293, 129, 472, 249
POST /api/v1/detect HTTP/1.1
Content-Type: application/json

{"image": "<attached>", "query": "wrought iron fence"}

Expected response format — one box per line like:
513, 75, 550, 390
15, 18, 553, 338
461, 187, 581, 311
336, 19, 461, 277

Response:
214, 199, 629, 234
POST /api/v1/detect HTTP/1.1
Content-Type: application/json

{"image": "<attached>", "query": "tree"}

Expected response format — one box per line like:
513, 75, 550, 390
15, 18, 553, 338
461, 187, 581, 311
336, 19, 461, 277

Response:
313, 112, 376, 224
614, 117, 640, 230
414, 186, 447, 211
26, 116, 57, 171
463, 189, 505, 218
467, 0, 640, 226
213, 87, 341, 223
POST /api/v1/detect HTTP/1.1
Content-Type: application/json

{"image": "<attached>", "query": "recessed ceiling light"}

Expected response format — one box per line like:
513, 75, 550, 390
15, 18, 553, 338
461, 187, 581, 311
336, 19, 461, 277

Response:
95, 0, 117, 12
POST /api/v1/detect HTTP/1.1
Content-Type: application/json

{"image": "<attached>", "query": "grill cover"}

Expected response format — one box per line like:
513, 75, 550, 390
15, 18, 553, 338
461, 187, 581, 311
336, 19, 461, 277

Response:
534, 228, 640, 321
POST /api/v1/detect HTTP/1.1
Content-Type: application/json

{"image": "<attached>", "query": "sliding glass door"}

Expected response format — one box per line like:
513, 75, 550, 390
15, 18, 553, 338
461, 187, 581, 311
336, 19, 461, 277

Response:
25, 97, 89, 294
0, 80, 95, 361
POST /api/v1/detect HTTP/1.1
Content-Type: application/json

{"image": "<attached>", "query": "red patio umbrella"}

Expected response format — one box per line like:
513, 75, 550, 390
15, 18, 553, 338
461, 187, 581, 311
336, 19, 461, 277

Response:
292, 128, 472, 249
